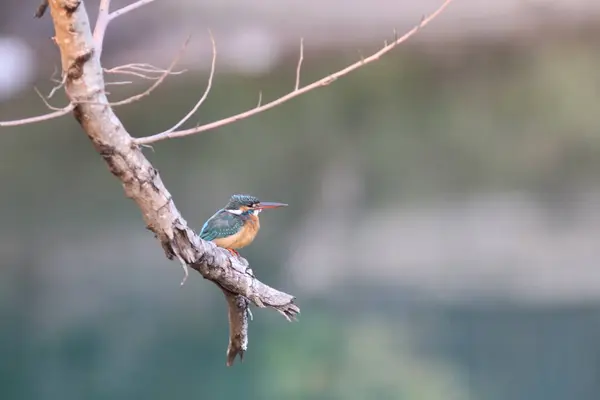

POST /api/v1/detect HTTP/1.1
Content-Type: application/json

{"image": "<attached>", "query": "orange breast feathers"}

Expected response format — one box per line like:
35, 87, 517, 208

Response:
213, 214, 261, 249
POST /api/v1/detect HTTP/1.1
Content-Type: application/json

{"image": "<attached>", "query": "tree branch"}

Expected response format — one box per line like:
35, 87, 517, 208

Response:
92, 0, 159, 58
14, 0, 453, 365
45, 0, 298, 366
107, 34, 191, 106
153, 30, 217, 136
134, 0, 454, 145
0, 104, 74, 127
93, 0, 111, 57
295, 38, 304, 91
109, 0, 158, 21
104, 63, 187, 80
224, 292, 250, 366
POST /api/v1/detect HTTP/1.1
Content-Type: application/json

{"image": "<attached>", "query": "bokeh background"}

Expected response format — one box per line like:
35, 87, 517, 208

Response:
2, 1, 600, 399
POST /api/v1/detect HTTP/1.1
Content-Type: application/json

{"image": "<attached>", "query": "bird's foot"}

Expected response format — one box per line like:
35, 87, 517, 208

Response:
226, 248, 241, 258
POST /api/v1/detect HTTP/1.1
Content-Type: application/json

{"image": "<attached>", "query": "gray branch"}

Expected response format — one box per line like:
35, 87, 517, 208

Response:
45, 0, 299, 366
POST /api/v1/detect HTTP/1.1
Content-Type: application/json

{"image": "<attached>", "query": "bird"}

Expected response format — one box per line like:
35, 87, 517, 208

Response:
199, 194, 287, 257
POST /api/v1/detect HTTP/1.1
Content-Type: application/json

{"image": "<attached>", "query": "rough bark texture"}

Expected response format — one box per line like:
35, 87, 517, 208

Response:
225, 293, 250, 366
46, 0, 299, 366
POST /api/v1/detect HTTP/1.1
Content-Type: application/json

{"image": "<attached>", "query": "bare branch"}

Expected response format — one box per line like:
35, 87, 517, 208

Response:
93, 0, 111, 56
47, 74, 67, 99
134, 0, 454, 146
120, 64, 171, 73
93, 0, 159, 58
295, 38, 304, 91
50, 65, 62, 83
13, 0, 450, 363
108, 35, 191, 106
153, 30, 217, 136
112, 63, 182, 73
43, 0, 298, 365
106, 63, 186, 76
105, 69, 161, 81
34, 87, 64, 111
104, 63, 187, 81
105, 80, 134, 86
224, 291, 250, 366
106, 70, 155, 80
109, 0, 157, 21
0, 104, 74, 128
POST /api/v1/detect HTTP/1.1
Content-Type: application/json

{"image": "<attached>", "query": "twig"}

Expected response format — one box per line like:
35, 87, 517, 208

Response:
295, 38, 304, 91
34, 87, 64, 111
152, 30, 216, 136
134, 0, 454, 145
0, 104, 74, 127
47, 73, 67, 99
108, 35, 192, 106
106, 63, 186, 75
93, 0, 159, 58
104, 69, 161, 80
175, 252, 190, 286
109, 0, 157, 21
50, 65, 62, 83
105, 80, 134, 86
93, 0, 111, 57
120, 64, 168, 73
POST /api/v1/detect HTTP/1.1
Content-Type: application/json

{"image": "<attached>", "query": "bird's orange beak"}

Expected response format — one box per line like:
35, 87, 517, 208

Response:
254, 201, 288, 210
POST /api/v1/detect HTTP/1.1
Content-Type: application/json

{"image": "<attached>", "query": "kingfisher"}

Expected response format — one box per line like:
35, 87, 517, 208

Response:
199, 194, 288, 257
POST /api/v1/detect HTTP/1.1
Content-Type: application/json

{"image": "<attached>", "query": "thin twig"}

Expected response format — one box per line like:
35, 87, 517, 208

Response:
34, 87, 64, 111
106, 63, 186, 75
0, 104, 74, 127
295, 38, 304, 91
153, 30, 216, 136
93, 0, 159, 58
105, 64, 186, 81
109, 0, 157, 21
105, 80, 134, 86
108, 35, 192, 107
47, 73, 67, 99
49, 65, 62, 83
256, 91, 263, 108
118, 64, 167, 73
104, 69, 159, 80
175, 253, 189, 286
134, 0, 454, 145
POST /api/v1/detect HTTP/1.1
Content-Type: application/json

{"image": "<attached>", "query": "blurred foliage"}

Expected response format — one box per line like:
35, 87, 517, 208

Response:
260, 314, 469, 400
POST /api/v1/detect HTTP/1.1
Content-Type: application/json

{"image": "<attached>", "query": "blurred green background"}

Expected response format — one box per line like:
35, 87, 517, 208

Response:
2, 8, 600, 400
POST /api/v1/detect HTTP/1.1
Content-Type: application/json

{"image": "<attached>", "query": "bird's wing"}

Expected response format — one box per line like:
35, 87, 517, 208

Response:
199, 210, 243, 241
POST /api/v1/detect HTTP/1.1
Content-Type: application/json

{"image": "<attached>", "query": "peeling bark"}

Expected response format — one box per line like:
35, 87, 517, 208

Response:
46, 0, 298, 366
